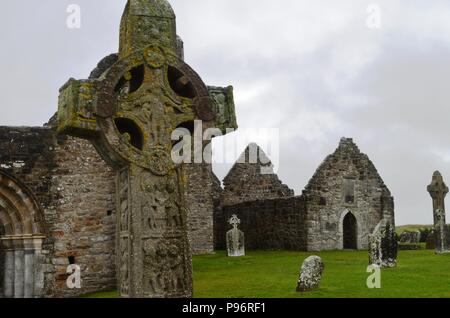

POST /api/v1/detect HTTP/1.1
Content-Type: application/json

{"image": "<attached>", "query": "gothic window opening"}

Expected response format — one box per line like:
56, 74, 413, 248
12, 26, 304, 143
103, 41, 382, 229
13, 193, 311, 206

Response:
343, 212, 357, 249
168, 66, 195, 99
114, 118, 144, 151
343, 178, 355, 204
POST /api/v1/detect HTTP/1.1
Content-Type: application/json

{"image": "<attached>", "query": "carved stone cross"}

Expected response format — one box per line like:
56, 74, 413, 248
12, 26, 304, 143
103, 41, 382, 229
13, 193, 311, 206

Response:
427, 171, 449, 253
226, 215, 245, 257
228, 214, 241, 230
57, 0, 236, 297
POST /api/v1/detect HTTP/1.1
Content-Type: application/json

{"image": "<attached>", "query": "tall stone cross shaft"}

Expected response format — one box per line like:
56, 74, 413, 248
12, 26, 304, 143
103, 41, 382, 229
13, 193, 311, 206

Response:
427, 171, 449, 253
57, 0, 236, 297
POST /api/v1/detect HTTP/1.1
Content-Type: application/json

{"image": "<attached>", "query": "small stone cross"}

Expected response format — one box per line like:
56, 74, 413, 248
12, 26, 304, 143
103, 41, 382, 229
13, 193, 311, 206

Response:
228, 214, 241, 229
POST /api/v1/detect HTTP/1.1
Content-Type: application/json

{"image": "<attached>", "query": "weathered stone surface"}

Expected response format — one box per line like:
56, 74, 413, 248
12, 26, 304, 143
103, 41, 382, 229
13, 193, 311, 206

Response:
185, 163, 215, 254
302, 138, 395, 251
56, 0, 237, 298
296, 256, 324, 292
0, 128, 116, 297
216, 138, 395, 252
368, 219, 397, 268
58, 1, 200, 298
222, 144, 294, 207
226, 215, 245, 257
218, 197, 308, 251
427, 171, 450, 254
1, 0, 238, 298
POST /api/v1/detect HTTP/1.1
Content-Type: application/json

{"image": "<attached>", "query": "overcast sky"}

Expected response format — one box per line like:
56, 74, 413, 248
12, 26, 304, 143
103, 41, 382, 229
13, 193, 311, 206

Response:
1, 0, 450, 225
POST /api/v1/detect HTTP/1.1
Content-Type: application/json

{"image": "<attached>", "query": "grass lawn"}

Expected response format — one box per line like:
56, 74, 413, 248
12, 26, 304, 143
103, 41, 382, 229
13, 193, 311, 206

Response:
82, 250, 450, 298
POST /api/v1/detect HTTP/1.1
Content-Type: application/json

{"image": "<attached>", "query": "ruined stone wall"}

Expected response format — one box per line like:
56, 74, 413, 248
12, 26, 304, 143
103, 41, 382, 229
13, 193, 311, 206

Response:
303, 138, 393, 251
216, 197, 308, 251
0, 127, 57, 211
47, 135, 116, 297
184, 163, 214, 254
0, 124, 220, 298
215, 138, 394, 252
0, 127, 117, 297
222, 145, 294, 207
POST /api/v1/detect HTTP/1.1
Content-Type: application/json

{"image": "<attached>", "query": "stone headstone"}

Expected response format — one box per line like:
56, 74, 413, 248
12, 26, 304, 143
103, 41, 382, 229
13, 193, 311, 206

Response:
368, 219, 397, 268
427, 171, 450, 254
226, 215, 245, 257
296, 256, 324, 292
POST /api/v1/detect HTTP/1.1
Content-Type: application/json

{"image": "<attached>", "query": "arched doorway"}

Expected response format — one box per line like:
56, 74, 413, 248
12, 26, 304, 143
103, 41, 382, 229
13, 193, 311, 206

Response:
343, 212, 357, 249
0, 170, 45, 298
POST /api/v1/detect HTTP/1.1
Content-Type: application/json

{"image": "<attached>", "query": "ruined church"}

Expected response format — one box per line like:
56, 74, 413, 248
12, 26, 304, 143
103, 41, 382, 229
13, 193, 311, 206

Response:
0, 0, 395, 298
215, 139, 395, 252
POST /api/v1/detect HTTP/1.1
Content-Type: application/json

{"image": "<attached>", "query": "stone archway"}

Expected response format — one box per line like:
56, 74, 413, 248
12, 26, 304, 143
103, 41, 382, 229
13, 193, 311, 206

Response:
342, 212, 358, 250
0, 170, 45, 298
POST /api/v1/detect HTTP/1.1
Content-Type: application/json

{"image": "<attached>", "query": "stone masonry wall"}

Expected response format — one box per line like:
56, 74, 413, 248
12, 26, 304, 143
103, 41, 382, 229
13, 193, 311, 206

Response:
48, 135, 116, 297
0, 127, 117, 297
302, 138, 394, 251
0, 123, 220, 297
222, 144, 294, 207
184, 163, 215, 254
217, 197, 308, 251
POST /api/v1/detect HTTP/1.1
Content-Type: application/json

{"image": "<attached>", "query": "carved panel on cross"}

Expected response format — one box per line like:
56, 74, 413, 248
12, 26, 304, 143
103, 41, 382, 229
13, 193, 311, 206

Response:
118, 167, 130, 232
117, 167, 131, 297
142, 238, 188, 297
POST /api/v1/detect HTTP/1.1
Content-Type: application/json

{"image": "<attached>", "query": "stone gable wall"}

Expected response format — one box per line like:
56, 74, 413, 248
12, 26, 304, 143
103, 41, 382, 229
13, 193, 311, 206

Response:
302, 138, 393, 251
222, 147, 294, 207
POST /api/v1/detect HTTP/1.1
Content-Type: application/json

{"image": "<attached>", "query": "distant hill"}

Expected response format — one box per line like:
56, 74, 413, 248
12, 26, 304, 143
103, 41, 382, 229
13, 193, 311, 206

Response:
396, 224, 433, 235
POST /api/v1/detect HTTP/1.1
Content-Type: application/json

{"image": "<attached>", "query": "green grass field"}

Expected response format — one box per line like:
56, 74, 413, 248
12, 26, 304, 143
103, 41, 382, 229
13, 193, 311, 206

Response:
82, 250, 450, 298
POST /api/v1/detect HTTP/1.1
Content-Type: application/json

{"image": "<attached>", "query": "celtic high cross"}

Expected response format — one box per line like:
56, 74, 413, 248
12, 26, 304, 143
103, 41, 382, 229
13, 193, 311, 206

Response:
427, 171, 449, 253
57, 0, 236, 297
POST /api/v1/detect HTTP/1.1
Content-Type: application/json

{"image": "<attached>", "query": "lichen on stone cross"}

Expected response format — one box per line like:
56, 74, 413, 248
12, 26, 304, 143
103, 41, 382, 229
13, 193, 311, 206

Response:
57, 0, 237, 298
427, 171, 449, 209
